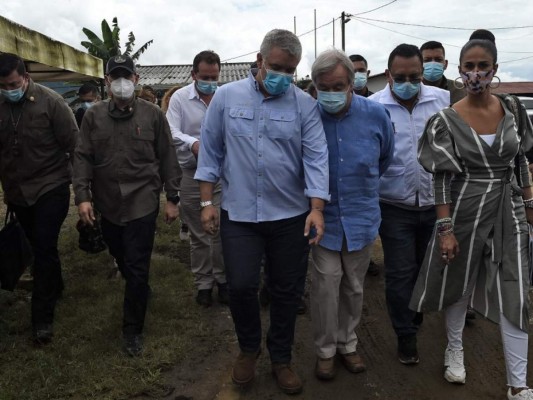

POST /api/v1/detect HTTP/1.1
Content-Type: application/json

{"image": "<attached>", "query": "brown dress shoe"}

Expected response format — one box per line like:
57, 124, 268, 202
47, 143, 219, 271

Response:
315, 356, 336, 380
232, 350, 260, 386
340, 352, 366, 373
272, 363, 303, 394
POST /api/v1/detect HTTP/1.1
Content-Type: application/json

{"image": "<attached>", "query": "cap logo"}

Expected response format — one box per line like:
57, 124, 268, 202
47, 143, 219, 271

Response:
114, 55, 127, 63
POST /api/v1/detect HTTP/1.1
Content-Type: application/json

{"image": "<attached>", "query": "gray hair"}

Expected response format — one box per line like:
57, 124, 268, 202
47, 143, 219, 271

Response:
311, 48, 354, 85
260, 29, 302, 60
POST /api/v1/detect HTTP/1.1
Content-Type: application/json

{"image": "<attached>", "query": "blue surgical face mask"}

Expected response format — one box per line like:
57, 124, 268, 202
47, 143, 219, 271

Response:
262, 68, 293, 96
81, 101, 95, 110
423, 62, 445, 82
1, 86, 25, 103
317, 90, 348, 114
392, 81, 420, 100
353, 72, 368, 90
196, 80, 218, 95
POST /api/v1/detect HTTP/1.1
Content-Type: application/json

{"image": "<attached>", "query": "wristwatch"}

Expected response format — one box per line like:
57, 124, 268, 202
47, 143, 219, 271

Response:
166, 195, 180, 205
200, 200, 213, 208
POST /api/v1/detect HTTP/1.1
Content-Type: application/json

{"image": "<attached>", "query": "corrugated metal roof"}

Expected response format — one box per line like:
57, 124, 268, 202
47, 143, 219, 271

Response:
136, 62, 253, 89
492, 82, 533, 95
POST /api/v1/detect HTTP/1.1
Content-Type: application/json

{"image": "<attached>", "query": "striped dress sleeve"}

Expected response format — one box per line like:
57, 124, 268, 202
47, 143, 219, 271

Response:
417, 110, 463, 205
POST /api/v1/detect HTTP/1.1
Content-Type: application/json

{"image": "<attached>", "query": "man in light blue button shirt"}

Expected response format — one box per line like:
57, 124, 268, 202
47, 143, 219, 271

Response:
195, 29, 330, 394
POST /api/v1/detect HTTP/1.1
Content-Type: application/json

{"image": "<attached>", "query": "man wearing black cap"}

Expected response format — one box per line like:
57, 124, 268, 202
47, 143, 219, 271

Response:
73, 55, 182, 356
0, 52, 78, 345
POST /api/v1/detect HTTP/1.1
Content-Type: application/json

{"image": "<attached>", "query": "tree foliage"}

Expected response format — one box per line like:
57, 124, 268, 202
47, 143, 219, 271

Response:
81, 17, 153, 68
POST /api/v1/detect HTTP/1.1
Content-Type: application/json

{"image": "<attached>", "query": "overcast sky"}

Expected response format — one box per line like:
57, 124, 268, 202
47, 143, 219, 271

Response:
3, 0, 533, 82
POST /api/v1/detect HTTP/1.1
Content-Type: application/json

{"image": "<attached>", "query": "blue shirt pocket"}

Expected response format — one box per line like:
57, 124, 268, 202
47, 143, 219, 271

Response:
268, 110, 297, 140
228, 107, 254, 137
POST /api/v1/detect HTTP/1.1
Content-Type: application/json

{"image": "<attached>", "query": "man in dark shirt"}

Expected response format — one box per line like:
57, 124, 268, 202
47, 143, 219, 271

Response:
349, 54, 374, 98
0, 53, 78, 344
420, 41, 466, 105
74, 83, 98, 128
73, 55, 182, 356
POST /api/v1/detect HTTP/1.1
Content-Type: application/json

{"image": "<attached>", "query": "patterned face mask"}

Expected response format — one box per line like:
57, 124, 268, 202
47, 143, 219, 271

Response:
460, 69, 494, 95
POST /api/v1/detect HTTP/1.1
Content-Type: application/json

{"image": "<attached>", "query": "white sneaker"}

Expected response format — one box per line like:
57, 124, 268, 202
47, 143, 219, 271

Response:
508, 388, 533, 399
444, 347, 466, 384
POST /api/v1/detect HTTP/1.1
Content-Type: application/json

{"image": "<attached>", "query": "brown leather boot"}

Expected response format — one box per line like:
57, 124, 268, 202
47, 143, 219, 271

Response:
340, 352, 366, 373
271, 363, 303, 394
315, 356, 336, 380
231, 350, 260, 386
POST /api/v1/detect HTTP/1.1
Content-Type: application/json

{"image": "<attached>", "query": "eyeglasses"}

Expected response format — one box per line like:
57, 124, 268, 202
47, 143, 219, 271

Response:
392, 75, 422, 84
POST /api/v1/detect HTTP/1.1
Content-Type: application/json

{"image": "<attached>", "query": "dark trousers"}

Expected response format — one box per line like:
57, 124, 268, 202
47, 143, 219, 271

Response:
101, 210, 157, 336
220, 210, 309, 364
379, 202, 435, 337
9, 183, 70, 327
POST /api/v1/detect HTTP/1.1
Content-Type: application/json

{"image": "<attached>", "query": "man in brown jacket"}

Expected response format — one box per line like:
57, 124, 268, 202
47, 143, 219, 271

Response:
73, 55, 182, 356
0, 53, 78, 344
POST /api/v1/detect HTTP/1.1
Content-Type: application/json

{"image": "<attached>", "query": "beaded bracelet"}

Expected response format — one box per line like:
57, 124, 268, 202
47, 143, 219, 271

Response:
524, 198, 533, 209
436, 217, 454, 237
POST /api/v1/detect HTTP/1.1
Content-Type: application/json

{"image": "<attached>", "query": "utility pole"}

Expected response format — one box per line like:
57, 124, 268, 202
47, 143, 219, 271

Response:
341, 11, 352, 51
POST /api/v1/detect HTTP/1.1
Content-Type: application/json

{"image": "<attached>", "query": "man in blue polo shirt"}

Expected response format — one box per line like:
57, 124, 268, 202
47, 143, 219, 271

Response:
195, 29, 330, 394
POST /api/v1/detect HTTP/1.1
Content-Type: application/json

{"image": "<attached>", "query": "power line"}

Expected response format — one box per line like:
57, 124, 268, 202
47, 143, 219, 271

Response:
352, 16, 533, 31
351, 0, 397, 16
221, 0, 398, 63
353, 17, 533, 56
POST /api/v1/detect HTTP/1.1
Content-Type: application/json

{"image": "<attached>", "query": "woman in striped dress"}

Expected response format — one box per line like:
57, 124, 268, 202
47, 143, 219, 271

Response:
410, 38, 533, 400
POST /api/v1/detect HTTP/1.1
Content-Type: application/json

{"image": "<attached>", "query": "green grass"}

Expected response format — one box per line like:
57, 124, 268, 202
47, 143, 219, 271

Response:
0, 200, 205, 400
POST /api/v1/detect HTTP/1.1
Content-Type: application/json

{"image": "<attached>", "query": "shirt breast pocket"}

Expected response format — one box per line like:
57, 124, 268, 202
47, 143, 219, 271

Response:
89, 130, 113, 165
268, 110, 297, 140
131, 125, 155, 162
228, 108, 254, 137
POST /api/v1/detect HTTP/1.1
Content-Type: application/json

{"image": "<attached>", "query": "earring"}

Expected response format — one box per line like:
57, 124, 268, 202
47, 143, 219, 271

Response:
490, 75, 501, 89
454, 77, 465, 90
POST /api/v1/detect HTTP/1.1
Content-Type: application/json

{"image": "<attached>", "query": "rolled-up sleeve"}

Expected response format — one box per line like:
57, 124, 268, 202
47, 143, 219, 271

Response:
301, 101, 330, 201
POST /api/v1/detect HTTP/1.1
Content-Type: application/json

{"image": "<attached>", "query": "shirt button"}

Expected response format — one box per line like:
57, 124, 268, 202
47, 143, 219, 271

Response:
259, 135, 262, 138
339, 178, 342, 182
340, 158, 344, 162
258, 194, 261, 197
259, 154, 262, 157
240, 113, 243, 116
339, 138, 342, 142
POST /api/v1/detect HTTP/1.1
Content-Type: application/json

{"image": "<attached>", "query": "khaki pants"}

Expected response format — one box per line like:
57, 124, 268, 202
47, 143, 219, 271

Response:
180, 168, 225, 290
311, 240, 371, 359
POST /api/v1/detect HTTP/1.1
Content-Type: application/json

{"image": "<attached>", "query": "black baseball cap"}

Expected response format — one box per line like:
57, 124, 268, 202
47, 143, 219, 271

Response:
106, 55, 136, 75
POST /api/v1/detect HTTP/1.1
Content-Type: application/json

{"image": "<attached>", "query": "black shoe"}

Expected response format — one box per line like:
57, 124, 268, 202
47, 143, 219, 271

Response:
259, 285, 270, 308
196, 289, 213, 307
123, 334, 143, 357
367, 260, 380, 276
398, 334, 419, 365
465, 306, 476, 320
33, 323, 53, 345
297, 297, 307, 315
217, 283, 229, 305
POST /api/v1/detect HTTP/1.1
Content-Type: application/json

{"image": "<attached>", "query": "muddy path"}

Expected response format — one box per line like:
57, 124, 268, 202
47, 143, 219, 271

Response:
141, 243, 533, 400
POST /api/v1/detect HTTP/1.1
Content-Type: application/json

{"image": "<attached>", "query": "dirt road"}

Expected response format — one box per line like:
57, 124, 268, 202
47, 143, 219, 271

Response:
144, 245, 533, 400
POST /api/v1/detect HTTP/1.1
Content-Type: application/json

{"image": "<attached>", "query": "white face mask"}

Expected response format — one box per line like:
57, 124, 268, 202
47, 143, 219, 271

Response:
110, 77, 135, 100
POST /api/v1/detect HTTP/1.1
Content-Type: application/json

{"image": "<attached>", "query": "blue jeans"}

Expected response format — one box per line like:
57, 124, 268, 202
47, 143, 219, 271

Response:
220, 210, 308, 363
379, 202, 435, 337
